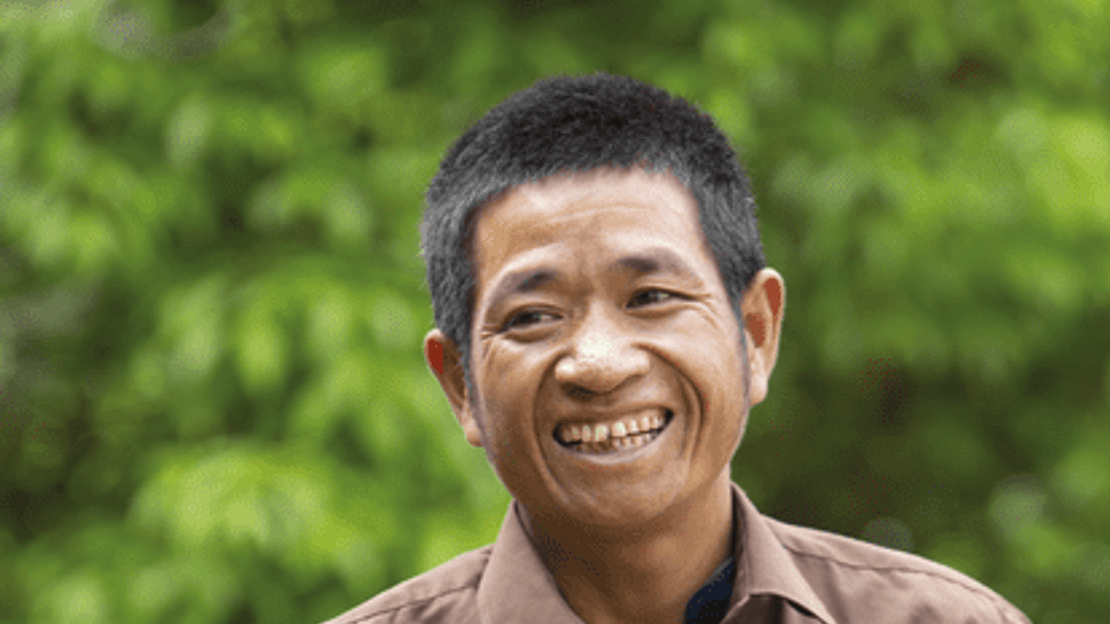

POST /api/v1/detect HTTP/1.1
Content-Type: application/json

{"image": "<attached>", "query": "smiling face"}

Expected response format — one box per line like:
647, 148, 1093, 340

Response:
425, 165, 784, 530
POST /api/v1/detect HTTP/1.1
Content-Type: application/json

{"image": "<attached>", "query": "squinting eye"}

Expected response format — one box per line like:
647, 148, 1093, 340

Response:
503, 310, 556, 331
629, 289, 678, 307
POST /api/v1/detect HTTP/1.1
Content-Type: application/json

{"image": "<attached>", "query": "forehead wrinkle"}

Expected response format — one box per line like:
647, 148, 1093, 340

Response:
613, 247, 703, 283
485, 268, 561, 311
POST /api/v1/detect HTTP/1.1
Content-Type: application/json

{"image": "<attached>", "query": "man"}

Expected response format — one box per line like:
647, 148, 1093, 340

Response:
324, 72, 1031, 623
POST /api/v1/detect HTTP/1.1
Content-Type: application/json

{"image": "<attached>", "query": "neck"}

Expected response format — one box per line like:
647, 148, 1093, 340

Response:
521, 470, 736, 624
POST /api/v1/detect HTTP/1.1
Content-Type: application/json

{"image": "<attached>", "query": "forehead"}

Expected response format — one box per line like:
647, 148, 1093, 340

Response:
470, 167, 711, 278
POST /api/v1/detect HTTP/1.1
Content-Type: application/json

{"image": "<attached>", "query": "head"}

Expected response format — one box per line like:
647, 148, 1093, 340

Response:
419, 72, 784, 528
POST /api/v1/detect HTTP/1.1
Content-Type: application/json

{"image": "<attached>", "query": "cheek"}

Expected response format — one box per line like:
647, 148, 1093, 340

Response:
477, 341, 545, 429
691, 357, 745, 422
658, 314, 745, 415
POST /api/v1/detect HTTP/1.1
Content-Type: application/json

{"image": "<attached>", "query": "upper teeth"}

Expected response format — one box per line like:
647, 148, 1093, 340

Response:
557, 410, 666, 444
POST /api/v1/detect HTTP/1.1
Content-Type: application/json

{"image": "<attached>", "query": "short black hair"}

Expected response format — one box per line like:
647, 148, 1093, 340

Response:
420, 71, 766, 405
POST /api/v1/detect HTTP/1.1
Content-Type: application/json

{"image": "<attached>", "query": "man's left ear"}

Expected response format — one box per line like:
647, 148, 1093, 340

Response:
740, 268, 786, 408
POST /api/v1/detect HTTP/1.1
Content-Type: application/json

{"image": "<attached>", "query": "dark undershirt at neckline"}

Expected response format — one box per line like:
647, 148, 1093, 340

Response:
683, 554, 736, 624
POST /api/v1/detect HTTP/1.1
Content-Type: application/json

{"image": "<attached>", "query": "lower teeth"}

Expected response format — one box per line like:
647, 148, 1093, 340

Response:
573, 430, 659, 454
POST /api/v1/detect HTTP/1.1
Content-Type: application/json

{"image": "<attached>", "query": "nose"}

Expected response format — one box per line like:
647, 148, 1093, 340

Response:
553, 306, 650, 395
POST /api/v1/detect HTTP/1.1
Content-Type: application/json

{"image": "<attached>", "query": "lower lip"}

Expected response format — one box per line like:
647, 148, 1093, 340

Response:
553, 411, 675, 466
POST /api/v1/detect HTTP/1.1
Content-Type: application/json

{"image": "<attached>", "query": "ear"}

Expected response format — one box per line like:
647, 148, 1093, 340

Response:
424, 329, 483, 448
739, 268, 786, 408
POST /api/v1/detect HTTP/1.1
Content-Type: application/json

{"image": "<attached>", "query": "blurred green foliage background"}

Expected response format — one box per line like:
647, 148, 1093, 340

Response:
1, 0, 1108, 622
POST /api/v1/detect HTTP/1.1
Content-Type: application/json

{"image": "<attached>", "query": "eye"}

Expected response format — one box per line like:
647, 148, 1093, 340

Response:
628, 289, 681, 307
502, 310, 558, 331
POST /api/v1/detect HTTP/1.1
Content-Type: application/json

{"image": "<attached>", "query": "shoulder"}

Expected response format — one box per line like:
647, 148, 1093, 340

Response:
319, 545, 492, 624
763, 517, 1031, 624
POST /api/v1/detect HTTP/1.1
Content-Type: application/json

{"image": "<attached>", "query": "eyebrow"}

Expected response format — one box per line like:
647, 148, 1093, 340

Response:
484, 247, 702, 311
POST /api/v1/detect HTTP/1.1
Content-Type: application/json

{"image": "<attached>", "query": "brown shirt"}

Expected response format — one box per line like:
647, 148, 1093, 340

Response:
321, 481, 1032, 624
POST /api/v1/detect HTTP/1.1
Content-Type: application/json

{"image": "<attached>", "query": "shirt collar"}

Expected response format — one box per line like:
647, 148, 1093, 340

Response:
730, 482, 836, 623
477, 497, 582, 624
477, 481, 837, 624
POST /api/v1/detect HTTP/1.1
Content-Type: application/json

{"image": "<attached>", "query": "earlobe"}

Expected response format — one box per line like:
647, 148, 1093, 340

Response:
745, 341, 769, 407
461, 415, 484, 448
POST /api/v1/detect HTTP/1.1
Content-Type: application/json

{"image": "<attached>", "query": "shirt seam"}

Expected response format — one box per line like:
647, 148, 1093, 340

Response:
779, 545, 1016, 613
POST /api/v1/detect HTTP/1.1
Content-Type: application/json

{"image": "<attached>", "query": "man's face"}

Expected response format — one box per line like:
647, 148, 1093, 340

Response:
427, 166, 783, 529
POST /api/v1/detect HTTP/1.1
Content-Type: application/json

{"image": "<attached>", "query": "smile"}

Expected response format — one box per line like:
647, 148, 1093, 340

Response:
554, 409, 674, 454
